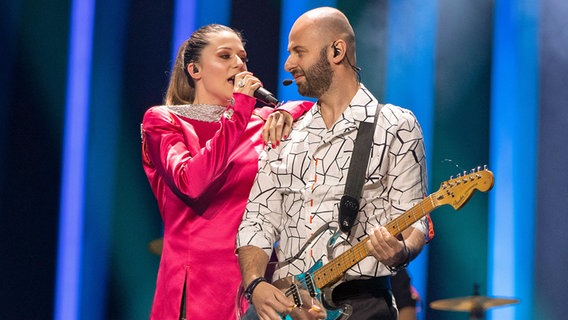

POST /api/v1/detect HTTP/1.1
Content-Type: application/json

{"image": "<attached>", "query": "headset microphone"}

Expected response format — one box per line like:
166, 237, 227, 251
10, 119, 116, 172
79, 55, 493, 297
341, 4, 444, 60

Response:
282, 79, 294, 86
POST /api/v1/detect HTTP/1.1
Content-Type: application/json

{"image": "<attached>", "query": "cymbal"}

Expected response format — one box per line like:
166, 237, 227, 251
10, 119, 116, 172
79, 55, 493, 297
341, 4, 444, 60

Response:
430, 295, 520, 312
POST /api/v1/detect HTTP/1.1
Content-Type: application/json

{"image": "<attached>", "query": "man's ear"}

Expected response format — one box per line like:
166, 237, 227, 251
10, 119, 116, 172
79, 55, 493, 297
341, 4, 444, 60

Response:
331, 40, 347, 63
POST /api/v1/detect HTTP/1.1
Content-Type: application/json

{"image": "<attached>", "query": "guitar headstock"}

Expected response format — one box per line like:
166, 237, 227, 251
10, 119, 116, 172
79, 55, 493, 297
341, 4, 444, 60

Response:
433, 166, 494, 210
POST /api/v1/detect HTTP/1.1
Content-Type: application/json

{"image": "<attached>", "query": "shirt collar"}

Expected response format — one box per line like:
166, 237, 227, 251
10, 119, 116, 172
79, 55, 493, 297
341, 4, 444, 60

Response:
305, 83, 380, 131
344, 84, 380, 124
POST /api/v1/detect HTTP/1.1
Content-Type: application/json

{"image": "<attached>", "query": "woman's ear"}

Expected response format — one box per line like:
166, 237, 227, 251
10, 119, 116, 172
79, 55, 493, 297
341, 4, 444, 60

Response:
187, 62, 201, 80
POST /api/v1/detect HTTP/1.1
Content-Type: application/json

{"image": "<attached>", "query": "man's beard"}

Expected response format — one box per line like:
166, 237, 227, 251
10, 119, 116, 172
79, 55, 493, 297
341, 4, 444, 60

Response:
296, 48, 333, 98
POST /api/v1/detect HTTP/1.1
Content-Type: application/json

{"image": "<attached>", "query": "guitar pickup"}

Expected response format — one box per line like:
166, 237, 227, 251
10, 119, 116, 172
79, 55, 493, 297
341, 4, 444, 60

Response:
305, 273, 317, 297
285, 283, 303, 307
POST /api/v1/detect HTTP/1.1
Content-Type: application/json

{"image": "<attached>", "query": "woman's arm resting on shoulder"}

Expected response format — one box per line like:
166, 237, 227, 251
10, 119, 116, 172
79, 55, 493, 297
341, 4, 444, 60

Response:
263, 101, 314, 146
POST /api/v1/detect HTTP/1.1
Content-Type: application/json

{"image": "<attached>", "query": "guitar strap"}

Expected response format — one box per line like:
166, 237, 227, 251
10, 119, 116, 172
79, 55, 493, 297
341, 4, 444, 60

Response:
339, 103, 383, 233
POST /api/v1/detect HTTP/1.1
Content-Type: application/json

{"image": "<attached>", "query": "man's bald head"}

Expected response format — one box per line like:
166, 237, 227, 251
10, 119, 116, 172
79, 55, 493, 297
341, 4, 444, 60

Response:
291, 7, 356, 62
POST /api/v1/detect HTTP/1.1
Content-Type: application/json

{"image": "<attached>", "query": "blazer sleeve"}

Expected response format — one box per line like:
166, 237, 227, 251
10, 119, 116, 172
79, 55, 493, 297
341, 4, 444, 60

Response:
141, 93, 256, 202
277, 100, 314, 120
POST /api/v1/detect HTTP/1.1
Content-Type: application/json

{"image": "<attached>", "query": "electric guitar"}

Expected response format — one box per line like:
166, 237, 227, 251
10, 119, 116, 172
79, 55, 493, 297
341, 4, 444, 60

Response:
270, 167, 495, 320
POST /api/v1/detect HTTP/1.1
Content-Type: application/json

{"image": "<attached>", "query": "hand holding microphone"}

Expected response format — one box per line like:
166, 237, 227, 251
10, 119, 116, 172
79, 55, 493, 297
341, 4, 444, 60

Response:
234, 73, 296, 106
234, 72, 279, 106
253, 78, 296, 105
254, 79, 295, 105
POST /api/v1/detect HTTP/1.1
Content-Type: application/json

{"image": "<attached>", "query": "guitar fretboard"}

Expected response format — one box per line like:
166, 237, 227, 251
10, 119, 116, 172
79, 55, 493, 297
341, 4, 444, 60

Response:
312, 193, 438, 289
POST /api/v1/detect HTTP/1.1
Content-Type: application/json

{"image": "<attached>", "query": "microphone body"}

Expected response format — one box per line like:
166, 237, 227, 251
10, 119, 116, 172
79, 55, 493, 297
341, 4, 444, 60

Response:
254, 87, 279, 106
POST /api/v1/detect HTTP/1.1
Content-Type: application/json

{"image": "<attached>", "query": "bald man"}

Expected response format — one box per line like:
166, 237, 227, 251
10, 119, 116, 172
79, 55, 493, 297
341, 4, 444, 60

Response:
237, 7, 430, 320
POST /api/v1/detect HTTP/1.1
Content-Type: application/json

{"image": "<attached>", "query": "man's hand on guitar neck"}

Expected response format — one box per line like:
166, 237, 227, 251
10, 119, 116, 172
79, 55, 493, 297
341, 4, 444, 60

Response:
365, 226, 426, 270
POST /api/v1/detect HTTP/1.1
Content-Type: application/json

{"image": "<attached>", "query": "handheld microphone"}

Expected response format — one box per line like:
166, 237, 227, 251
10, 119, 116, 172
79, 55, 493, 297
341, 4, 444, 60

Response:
282, 79, 294, 86
254, 87, 279, 106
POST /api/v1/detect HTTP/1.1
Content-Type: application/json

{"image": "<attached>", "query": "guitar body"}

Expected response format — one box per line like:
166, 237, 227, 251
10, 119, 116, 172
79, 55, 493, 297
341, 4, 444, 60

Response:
274, 260, 352, 320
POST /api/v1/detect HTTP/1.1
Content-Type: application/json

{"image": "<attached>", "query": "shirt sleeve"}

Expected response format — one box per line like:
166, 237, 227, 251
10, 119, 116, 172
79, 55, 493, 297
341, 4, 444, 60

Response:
384, 108, 429, 236
236, 149, 282, 257
141, 93, 256, 201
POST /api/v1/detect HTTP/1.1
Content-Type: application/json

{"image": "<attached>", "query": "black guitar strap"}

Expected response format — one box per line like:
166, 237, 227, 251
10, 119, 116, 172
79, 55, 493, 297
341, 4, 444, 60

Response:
339, 104, 383, 233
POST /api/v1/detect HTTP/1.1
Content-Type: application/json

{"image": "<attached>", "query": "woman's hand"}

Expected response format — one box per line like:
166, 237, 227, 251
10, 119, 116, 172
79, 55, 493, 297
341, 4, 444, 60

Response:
234, 71, 262, 98
263, 110, 293, 148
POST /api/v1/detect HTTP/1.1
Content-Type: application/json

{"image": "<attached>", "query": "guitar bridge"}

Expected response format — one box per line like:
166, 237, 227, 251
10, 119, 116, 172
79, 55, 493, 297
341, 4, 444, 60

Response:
285, 283, 303, 307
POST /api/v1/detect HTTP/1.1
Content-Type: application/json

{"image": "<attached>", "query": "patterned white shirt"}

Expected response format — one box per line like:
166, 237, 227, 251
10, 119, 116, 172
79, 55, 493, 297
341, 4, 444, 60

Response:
237, 85, 428, 281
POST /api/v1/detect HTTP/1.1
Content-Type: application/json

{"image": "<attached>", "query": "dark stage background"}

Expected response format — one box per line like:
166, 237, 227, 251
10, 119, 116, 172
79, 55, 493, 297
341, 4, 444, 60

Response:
1, 0, 567, 319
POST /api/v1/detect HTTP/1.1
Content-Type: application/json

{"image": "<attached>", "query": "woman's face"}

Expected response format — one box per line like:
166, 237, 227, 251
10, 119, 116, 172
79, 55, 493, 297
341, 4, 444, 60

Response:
193, 30, 248, 105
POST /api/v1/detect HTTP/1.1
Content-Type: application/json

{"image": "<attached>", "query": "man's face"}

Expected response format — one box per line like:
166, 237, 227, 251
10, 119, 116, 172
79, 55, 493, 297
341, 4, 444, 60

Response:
295, 48, 333, 98
285, 22, 333, 98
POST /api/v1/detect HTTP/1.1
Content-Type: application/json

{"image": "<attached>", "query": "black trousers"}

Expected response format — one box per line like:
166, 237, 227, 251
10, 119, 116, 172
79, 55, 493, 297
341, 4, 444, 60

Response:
332, 277, 398, 320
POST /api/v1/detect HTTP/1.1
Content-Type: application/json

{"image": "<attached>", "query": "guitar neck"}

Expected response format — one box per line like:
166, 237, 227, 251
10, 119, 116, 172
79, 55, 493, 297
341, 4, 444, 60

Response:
313, 193, 439, 289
